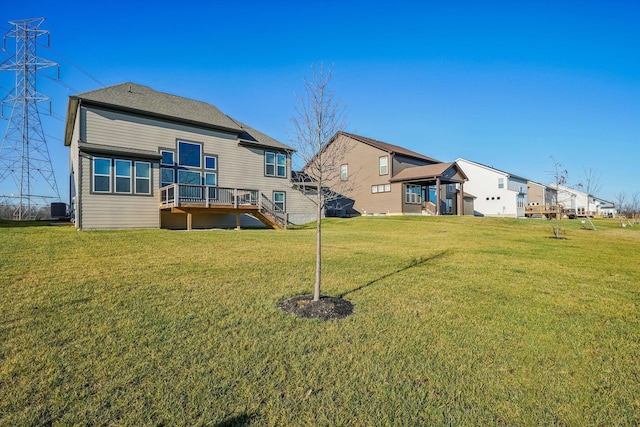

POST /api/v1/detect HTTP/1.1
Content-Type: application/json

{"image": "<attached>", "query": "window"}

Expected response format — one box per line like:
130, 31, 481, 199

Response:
93, 158, 111, 193
340, 164, 348, 180
135, 162, 151, 194
405, 184, 421, 204
273, 191, 286, 211
276, 153, 286, 177
379, 156, 388, 175
372, 184, 391, 194
517, 194, 525, 208
205, 173, 218, 199
161, 150, 174, 166
265, 152, 275, 176
93, 158, 151, 195
115, 160, 132, 193
498, 178, 504, 189
178, 170, 201, 199
205, 172, 217, 186
265, 152, 287, 177
178, 141, 201, 168
161, 168, 174, 188
178, 169, 201, 185
205, 156, 217, 170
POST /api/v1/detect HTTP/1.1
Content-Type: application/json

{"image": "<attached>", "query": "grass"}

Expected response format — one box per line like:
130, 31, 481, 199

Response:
1, 216, 639, 425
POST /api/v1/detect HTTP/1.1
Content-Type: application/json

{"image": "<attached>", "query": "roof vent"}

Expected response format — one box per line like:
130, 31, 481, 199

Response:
128, 84, 132, 93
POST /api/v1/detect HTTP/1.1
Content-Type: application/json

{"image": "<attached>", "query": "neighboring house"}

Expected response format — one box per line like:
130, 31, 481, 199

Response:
555, 184, 615, 217
525, 180, 559, 218
307, 132, 469, 216
64, 82, 316, 230
456, 158, 529, 217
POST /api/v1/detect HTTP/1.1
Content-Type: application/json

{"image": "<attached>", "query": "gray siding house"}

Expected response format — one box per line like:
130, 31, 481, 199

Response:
64, 82, 316, 230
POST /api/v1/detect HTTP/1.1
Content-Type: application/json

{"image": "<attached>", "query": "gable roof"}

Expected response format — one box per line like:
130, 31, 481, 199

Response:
71, 82, 243, 133
339, 131, 440, 163
64, 82, 293, 152
456, 157, 529, 182
389, 162, 467, 183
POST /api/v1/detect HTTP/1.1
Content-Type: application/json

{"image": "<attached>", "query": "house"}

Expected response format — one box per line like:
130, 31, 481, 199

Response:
555, 184, 615, 218
525, 180, 559, 218
455, 158, 529, 217
64, 82, 316, 230
307, 132, 469, 216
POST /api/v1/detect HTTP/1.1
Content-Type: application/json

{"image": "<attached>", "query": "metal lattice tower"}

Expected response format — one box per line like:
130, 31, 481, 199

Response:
0, 17, 60, 220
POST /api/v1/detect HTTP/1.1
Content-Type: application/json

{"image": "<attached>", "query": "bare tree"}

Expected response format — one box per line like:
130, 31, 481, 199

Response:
290, 64, 348, 302
549, 157, 568, 238
615, 192, 627, 216
578, 167, 602, 216
581, 168, 602, 196
630, 191, 640, 222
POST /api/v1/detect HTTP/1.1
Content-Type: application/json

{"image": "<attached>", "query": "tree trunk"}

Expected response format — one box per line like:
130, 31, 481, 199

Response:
314, 187, 322, 301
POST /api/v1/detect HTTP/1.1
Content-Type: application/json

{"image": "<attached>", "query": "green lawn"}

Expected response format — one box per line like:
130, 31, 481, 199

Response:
1, 216, 639, 426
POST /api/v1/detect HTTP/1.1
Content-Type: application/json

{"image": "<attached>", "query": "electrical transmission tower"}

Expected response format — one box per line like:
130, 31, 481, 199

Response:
0, 17, 61, 220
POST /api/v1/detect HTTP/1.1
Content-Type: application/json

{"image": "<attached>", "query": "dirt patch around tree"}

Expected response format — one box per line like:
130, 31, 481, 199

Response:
279, 295, 354, 321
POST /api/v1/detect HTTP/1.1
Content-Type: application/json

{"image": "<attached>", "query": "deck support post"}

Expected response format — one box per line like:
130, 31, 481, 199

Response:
235, 213, 241, 230
458, 183, 464, 215
435, 177, 441, 215
187, 211, 192, 231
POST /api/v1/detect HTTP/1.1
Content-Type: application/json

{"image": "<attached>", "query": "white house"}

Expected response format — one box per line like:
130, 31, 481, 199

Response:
456, 158, 528, 217
556, 184, 615, 217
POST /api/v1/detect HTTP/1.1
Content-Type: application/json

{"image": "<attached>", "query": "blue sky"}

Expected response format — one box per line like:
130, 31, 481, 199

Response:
1, 0, 638, 204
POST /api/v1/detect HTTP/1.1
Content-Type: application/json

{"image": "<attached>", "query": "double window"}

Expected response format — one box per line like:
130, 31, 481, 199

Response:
265, 152, 287, 178
405, 184, 422, 204
92, 157, 151, 195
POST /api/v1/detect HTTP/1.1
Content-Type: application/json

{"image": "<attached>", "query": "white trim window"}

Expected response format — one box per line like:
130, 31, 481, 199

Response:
340, 164, 348, 181
93, 157, 111, 193
265, 152, 287, 177
135, 161, 151, 195
405, 184, 422, 204
379, 156, 388, 175
115, 160, 132, 194
205, 156, 217, 170
161, 150, 174, 166
498, 177, 504, 189
372, 184, 391, 194
273, 191, 286, 211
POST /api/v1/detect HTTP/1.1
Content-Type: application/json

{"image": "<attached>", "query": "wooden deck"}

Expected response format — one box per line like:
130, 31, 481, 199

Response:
525, 204, 562, 218
159, 184, 286, 230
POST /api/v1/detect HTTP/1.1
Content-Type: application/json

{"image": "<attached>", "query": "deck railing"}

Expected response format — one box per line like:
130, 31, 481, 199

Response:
260, 193, 287, 229
160, 184, 259, 208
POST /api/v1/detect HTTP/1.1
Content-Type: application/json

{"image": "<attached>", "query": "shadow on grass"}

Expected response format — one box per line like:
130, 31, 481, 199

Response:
337, 250, 452, 298
214, 413, 257, 427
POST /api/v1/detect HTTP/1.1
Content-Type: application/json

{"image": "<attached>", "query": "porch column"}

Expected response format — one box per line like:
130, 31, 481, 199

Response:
458, 183, 464, 216
435, 177, 441, 215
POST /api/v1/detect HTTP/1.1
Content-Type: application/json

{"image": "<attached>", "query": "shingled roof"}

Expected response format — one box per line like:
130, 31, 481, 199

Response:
389, 162, 467, 182
338, 131, 440, 163
71, 83, 243, 133
65, 82, 293, 151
